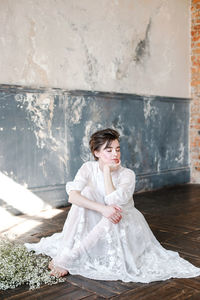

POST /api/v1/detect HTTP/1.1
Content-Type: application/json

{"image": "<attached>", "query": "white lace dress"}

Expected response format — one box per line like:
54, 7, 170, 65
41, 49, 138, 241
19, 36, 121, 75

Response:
25, 161, 200, 282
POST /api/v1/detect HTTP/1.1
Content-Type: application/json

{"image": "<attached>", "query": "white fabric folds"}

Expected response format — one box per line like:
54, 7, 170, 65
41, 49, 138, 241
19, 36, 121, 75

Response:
25, 161, 200, 282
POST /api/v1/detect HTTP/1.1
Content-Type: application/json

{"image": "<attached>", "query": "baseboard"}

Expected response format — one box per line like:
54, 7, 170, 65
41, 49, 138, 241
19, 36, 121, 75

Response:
29, 166, 190, 207
30, 184, 68, 208
135, 167, 190, 192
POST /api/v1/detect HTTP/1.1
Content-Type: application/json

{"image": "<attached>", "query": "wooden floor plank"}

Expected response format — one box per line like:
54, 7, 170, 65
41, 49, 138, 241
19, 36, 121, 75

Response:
188, 293, 200, 300
82, 295, 106, 300
1, 184, 200, 299
93, 279, 141, 294
178, 253, 200, 267
163, 237, 200, 259
66, 275, 119, 298
110, 281, 199, 300
4, 282, 93, 300
174, 277, 200, 291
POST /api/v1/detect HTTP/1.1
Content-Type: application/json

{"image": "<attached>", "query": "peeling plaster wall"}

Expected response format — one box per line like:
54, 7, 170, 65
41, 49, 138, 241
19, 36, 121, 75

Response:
0, 1, 191, 207
0, 85, 190, 207
0, 0, 190, 98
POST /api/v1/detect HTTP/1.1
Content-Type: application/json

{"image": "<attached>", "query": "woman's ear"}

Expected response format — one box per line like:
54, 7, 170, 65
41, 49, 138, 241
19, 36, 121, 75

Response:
94, 150, 100, 158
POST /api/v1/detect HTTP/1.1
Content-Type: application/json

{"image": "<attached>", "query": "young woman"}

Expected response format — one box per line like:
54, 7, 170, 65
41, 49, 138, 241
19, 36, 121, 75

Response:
25, 128, 200, 282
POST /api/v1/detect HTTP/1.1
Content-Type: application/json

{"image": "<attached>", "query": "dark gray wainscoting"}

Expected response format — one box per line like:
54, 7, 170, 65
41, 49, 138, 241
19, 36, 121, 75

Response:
0, 84, 190, 209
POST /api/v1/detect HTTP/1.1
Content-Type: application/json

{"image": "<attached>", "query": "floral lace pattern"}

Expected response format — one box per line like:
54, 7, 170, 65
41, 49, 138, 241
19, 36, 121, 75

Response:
25, 161, 200, 282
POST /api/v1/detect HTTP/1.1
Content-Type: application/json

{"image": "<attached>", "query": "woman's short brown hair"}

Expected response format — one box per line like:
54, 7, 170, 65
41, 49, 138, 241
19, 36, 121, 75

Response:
89, 128, 120, 161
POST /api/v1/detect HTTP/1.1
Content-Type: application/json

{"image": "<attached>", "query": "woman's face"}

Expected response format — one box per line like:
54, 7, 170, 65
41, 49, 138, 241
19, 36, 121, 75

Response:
95, 139, 121, 165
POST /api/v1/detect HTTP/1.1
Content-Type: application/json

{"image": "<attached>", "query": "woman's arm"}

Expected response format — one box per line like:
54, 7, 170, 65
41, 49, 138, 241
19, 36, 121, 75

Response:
102, 163, 122, 223
103, 164, 117, 195
68, 190, 122, 224
104, 167, 136, 207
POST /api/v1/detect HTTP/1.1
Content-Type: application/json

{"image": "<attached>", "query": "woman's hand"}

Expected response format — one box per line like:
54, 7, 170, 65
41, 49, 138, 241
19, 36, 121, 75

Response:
101, 204, 122, 224
103, 160, 121, 172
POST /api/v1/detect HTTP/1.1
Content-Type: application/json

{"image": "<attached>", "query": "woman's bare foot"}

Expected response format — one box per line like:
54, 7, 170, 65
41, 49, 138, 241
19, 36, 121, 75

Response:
48, 260, 68, 277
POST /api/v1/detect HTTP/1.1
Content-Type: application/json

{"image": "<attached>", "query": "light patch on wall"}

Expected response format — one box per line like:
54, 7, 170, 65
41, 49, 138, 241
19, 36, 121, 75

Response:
39, 160, 47, 177
112, 115, 126, 137
15, 93, 56, 148
0, 172, 51, 216
156, 157, 161, 172
3, 170, 18, 183
21, 19, 49, 85
129, 129, 143, 170
143, 97, 158, 124
15, 93, 69, 166
81, 121, 102, 162
15, 91, 69, 166
67, 96, 86, 124
89, 101, 104, 122
175, 143, 184, 164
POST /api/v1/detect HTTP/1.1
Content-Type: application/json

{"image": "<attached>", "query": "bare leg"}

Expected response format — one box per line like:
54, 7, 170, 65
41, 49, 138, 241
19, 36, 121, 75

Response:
48, 259, 68, 277
53, 217, 111, 270
50, 218, 111, 275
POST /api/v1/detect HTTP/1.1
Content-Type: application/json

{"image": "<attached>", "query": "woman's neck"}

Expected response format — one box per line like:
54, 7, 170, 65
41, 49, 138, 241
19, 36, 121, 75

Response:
98, 160, 104, 171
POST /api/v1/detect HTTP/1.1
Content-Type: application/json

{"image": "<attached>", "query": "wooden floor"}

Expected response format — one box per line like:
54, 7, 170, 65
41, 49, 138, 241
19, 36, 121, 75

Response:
1, 184, 200, 300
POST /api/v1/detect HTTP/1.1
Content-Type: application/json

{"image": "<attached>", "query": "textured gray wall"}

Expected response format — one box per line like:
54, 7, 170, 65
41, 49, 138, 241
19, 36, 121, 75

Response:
0, 85, 190, 208
0, 0, 190, 98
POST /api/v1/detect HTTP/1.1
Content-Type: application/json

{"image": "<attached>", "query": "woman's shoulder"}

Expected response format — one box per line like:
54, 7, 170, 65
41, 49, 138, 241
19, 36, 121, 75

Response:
75, 161, 97, 178
119, 165, 136, 178
79, 161, 97, 170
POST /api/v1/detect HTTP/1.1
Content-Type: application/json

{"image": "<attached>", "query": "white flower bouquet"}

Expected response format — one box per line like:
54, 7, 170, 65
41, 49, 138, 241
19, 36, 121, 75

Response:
0, 238, 65, 290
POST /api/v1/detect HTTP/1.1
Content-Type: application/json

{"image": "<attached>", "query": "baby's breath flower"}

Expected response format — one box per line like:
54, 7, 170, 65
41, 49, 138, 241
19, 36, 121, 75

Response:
0, 238, 65, 290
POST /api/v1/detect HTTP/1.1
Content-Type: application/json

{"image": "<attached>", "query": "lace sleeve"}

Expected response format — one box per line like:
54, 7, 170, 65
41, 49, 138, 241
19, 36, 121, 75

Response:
104, 168, 135, 206
66, 162, 89, 194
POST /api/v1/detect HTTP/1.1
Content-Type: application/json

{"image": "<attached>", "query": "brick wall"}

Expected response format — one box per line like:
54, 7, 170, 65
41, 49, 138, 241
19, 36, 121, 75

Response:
191, 0, 200, 182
